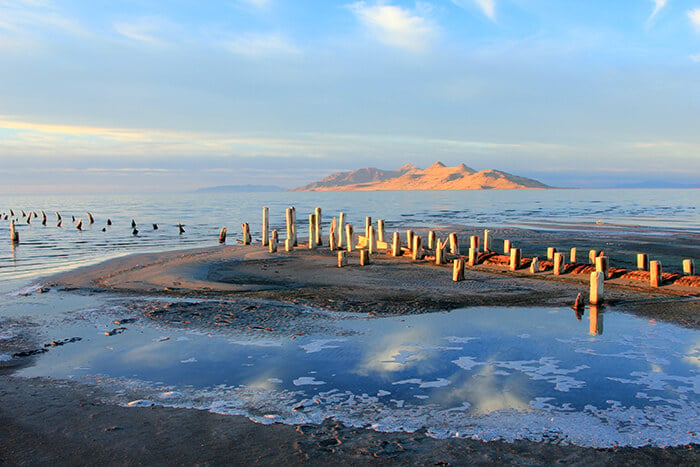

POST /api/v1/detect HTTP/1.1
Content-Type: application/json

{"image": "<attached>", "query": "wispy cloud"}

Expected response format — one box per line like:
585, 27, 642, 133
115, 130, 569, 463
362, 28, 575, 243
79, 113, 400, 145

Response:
0, 0, 88, 40
647, 0, 667, 23
689, 8, 700, 32
451, 0, 495, 21
222, 33, 300, 57
113, 17, 170, 46
348, 1, 435, 52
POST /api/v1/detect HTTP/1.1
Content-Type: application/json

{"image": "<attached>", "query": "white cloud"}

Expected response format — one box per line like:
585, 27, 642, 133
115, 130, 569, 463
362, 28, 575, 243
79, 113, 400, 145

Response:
222, 33, 300, 57
689, 8, 700, 32
451, 0, 495, 21
348, 1, 435, 52
648, 0, 666, 22
113, 17, 170, 46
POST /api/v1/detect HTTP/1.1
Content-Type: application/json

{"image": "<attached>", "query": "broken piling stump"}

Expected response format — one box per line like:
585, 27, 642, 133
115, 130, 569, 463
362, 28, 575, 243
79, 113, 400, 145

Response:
218, 227, 227, 243
360, 250, 370, 266
637, 253, 649, 271
590, 271, 604, 305
682, 259, 694, 276
650, 260, 662, 287
453, 258, 465, 282
392, 232, 402, 257
338, 251, 348, 267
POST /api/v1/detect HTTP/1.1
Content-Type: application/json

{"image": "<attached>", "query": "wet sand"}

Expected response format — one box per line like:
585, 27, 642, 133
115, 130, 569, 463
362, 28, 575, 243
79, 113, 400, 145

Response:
2, 226, 699, 465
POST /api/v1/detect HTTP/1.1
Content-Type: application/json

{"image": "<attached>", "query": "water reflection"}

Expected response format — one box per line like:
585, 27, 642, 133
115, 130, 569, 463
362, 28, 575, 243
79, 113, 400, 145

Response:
15, 302, 700, 448
589, 306, 604, 336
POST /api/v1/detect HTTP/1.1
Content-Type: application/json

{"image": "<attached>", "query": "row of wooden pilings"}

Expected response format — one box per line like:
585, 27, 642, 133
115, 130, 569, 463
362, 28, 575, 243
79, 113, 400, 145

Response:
232, 206, 697, 308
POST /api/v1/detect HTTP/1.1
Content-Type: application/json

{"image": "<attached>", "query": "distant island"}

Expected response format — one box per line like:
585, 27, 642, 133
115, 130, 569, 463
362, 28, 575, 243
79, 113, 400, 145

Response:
292, 162, 549, 191
196, 185, 284, 193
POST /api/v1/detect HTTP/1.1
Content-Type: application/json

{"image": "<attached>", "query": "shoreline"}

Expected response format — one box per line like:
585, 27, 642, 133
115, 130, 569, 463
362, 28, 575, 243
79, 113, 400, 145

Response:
2, 225, 699, 464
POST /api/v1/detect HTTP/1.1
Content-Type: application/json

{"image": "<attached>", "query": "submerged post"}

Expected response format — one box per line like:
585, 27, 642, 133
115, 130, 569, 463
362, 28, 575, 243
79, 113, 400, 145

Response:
509, 248, 521, 271
262, 206, 269, 247
683, 259, 695, 276
650, 260, 662, 287
453, 258, 465, 282
218, 227, 227, 244
392, 232, 402, 256
590, 271, 604, 305
637, 253, 649, 271
10, 220, 19, 244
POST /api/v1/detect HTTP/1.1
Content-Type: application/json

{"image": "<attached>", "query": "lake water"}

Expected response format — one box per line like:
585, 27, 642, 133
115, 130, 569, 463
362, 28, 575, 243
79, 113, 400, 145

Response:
1, 189, 698, 289
9, 291, 699, 448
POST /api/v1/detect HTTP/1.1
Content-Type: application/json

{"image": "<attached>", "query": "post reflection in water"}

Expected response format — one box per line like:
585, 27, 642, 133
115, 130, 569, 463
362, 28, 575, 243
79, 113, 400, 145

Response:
589, 305, 604, 335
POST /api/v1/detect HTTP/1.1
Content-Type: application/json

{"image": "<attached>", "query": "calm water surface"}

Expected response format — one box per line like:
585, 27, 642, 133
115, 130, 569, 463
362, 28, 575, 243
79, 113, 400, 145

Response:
1, 189, 697, 288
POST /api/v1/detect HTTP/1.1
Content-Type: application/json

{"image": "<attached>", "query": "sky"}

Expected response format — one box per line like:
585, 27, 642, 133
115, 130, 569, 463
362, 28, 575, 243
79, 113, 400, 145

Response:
0, 0, 699, 193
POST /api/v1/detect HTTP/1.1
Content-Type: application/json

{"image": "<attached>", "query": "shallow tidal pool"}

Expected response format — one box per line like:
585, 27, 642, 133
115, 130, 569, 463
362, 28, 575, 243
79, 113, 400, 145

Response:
9, 293, 700, 448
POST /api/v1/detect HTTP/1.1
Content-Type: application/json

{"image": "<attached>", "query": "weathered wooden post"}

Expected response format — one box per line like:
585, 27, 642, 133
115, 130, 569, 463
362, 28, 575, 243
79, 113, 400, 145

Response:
509, 248, 521, 271
368, 226, 377, 254
392, 232, 402, 256
308, 214, 316, 249
291, 206, 298, 246
570, 248, 577, 264
453, 258, 465, 282
448, 233, 459, 255
10, 220, 19, 244
285, 208, 293, 247
329, 222, 337, 251
338, 212, 345, 248
434, 239, 444, 264
76, 219, 83, 231
365, 217, 372, 239
377, 219, 385, 243
553, 252, 565, 275
590, 271, 604, 305
547, 247, 557, 260
41, 211, 47, 226
529, 257, 539, 273
469, 235, 479, 253
338, 251, 348, 267
269, 229, 278, 253
468, 247, 477, 266
346, 224, 354, 252
218, 227, 227, 244
595, 256, 608, 279
412, 236, 423, 261
589, 305, 604, 336
314, 207, 323, 246
483, 229, 491, 252
589, 249, 598, 264
87, 212, 95, 224
406, 230, 414, 251
637, 253, 649, 271
683, 259, 695, 276
503, 239, 511, 255
285, 238, 294, 252
650, 260, 662, 287
427, 230, 436, 250
262, 206, 269, 247
242, 223, 251, 245
360, 249, 370, 266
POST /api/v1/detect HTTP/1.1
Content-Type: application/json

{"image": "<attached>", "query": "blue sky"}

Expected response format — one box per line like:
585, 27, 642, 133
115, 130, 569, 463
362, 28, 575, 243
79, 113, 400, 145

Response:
0, 0, 699, 192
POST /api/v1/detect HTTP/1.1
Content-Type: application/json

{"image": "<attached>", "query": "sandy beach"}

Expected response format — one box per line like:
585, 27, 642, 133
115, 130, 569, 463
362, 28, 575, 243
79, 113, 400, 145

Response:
2, 225, 699, 465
